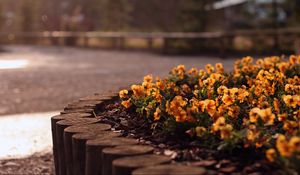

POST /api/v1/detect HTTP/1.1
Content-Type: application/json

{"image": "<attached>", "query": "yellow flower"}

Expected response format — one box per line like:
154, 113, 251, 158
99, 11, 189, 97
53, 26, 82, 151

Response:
205, 64, 214, 74
182, 84, 191, 93
285, 84, 294, 93
188, 68, 198, 76
228, 106, 240, 118
205, 99, 216, 117
283, 120, 298, 134
131, 85, 145, 97
212, 117, 226, 132
154, 108, 161, 121
276, 135, 291, 157
143, 75, 153, 83
283, 95, 298, 108
220, 124, 233, 139
246, 125, 259, 142
156, 78, 165, 90
249, 108, 260, 123
273, 98, 281, 114
175, 109, 187, 122
289, 136, 300, 153
237, 88, 249, 102
266, 148, 276, 162
199, 100, 206, 113
259, 108, 275, 126
215, 63, 224, 73
195, 126, 207, 137
119, 89, 128, 98
289, 55, 298, 65
242, 56, 253, 64
217, 86, 228, 95
222, 95, 234, 106
121, 99, 131, 108
170, 96, 187, 109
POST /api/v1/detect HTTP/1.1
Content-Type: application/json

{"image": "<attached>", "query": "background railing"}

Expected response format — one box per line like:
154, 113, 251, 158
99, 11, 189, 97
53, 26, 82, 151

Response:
1, 28, 300, 57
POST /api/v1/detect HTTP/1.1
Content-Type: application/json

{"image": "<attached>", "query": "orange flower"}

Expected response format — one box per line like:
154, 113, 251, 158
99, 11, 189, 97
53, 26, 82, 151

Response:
212, 117, 226, 132
154, 108, 161, 121
188, 68, 198, 76
277, 113, 287, 122
199, 101, 206, 113
283, 95, 298, 108
195, 126, 207, 137
156, 78, 165, 90
131, 85, 145, 97
249, 108, 260, 123
276, 135, 291, 157
222, 95, 234, 106
217, 86, 228, 95
121, 99, 131, 108
215, 63, 224, 73
220, 124, 233, 139
273, 98, 280, 114
259, 108, 275, 126
285, 84, 294, 93
182, 84, 191, 93
289, 55, 298, 65
205, 99, 216, 117
175, 109, 187, 122
283, 120, 298, 134
266, 148, 276, 162
119, 89, 128, 98
289, 136, 300, 153
170, 96, 187, 109
143, 75, 153, 83
228, 106, 240, 118
205, 64, 214, 74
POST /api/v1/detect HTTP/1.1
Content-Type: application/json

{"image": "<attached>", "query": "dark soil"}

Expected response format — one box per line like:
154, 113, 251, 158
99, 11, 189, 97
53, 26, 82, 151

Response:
99, 99, 285, 175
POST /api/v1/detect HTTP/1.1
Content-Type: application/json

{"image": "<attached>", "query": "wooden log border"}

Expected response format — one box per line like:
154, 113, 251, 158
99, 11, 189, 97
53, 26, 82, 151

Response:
51, 92, 206, 175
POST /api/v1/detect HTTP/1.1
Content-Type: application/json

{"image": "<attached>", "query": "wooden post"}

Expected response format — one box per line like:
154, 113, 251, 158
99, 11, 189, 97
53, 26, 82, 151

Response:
64, 124, 111, 175
147, 38, 153, 50
64, 102, 98, 111
102, 145, 154, 175
55, 118, 100, 175
132, 164, 206, 175
163, 38, 170, 54
84, 36, 89, 47
61, 108, 95, 115
51, 113, 91, 175
85, 137, 138, 175
112, 154, 172, 175
72, 131, 122, 175
219, 36, 226, 59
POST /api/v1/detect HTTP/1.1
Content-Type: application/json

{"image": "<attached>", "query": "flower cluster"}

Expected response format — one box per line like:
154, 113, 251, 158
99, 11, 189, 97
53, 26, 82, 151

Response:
119, 55, 300, 165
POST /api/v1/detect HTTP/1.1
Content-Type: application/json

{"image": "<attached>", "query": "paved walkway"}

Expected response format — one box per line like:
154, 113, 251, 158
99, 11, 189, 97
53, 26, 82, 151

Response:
0, 45, 239, 174
0, 45, 237, 116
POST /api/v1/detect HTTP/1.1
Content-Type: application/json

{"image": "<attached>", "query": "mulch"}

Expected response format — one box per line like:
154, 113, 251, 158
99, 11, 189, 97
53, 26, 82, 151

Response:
99, 99, 284, 175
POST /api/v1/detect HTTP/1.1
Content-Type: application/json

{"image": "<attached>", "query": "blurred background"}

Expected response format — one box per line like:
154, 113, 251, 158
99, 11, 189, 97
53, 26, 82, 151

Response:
0, 0, 299, 55
0, 0, 300, 173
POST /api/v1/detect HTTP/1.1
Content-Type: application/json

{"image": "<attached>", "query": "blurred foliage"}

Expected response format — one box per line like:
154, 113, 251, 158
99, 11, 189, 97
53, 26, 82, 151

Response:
0, 0, 298, 32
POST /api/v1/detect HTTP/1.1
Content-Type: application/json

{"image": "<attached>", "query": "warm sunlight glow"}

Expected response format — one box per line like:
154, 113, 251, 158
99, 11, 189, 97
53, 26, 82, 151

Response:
0, 60, 29, 69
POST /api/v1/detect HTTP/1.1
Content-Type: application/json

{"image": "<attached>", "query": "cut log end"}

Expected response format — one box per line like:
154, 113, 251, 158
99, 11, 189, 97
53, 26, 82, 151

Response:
112, 154, 172, 175
132, 164, 206, 175
64, 123, 111, 134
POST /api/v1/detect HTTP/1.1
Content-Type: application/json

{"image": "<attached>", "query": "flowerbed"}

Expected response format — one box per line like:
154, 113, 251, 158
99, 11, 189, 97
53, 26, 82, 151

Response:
118, 55, 300, 173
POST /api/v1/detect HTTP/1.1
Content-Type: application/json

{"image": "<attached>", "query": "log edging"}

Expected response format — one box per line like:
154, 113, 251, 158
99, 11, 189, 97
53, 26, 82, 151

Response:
51, 92, 206, 175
